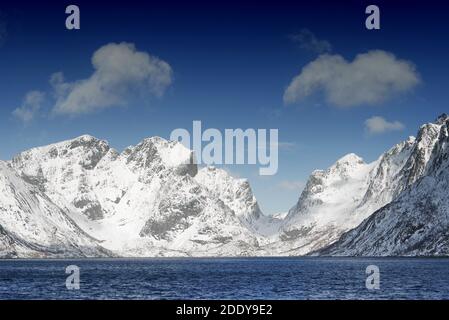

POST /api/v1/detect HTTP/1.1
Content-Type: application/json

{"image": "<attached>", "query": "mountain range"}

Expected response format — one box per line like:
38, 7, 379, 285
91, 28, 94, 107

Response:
1, 114, 448, 257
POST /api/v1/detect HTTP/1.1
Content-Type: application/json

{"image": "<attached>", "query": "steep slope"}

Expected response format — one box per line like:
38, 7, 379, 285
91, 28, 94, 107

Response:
319, 115, 449, 256
0, 161, 110, 258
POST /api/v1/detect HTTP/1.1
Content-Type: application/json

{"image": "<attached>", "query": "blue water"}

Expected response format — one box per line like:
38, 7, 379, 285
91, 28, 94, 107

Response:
0, 257, 448, 299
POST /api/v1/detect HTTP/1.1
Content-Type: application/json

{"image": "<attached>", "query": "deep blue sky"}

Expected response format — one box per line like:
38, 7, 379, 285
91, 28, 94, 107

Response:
0, 0, 448, 214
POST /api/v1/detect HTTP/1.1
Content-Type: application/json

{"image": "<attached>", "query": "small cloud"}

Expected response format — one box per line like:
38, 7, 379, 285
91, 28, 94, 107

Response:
365, 116, 405, 135
289, 29, 332, 54
51, 42, 173, 115
12, 91, 45, 123
284, 50, 420, 107
277, 180, 304, 191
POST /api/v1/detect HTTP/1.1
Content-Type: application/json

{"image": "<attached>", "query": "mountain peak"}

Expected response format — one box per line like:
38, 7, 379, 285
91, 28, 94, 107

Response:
335, 153, 365, 166
140, 136, 166, 144
435, 113, 449, 125
74, 134, 99, 141
122, 135, 197, 178
65, 134, 110, 149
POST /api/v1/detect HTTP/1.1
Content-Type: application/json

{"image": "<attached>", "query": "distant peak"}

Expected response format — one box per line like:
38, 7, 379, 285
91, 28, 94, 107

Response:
336, 153, 364, 165
142, 136, 165, 143
136, 136, 174, 148
66, 134, 109, 149
73, 134, 100, 141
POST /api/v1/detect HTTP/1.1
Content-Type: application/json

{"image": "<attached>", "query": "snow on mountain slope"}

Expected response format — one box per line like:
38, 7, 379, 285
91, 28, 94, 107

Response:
9, 135, 262, 257
318, 115, 449, 256
283, 153, 374, 228
0, 161, 110, 258
269, 153, 376, 255
10, 134, 112, 220
137, 173, 260, 256
195, 166, 283, 237
195, 167, 261, 224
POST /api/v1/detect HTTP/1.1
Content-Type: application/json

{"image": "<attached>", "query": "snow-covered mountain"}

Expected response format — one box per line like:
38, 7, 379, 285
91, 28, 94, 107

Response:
318, 114, 449, 256
272, 115, 449, 255
7, 135, 263, 257
1, 114, 449, 258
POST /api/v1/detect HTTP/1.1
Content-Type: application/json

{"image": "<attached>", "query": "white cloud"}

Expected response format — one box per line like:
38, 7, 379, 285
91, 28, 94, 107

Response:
365, 116, 405, 134
284, 50, 420, 107
51, 42, 173, 115
12, 91, 45, 123
289, 29, 332, 54
277, 180, 304, 191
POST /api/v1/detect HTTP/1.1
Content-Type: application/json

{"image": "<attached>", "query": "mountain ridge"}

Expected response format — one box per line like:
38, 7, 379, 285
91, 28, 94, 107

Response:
1, 114, 449, 257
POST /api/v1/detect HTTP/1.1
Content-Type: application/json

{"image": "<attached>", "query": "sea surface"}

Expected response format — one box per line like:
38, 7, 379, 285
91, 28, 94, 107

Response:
0, 257, 448, 300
